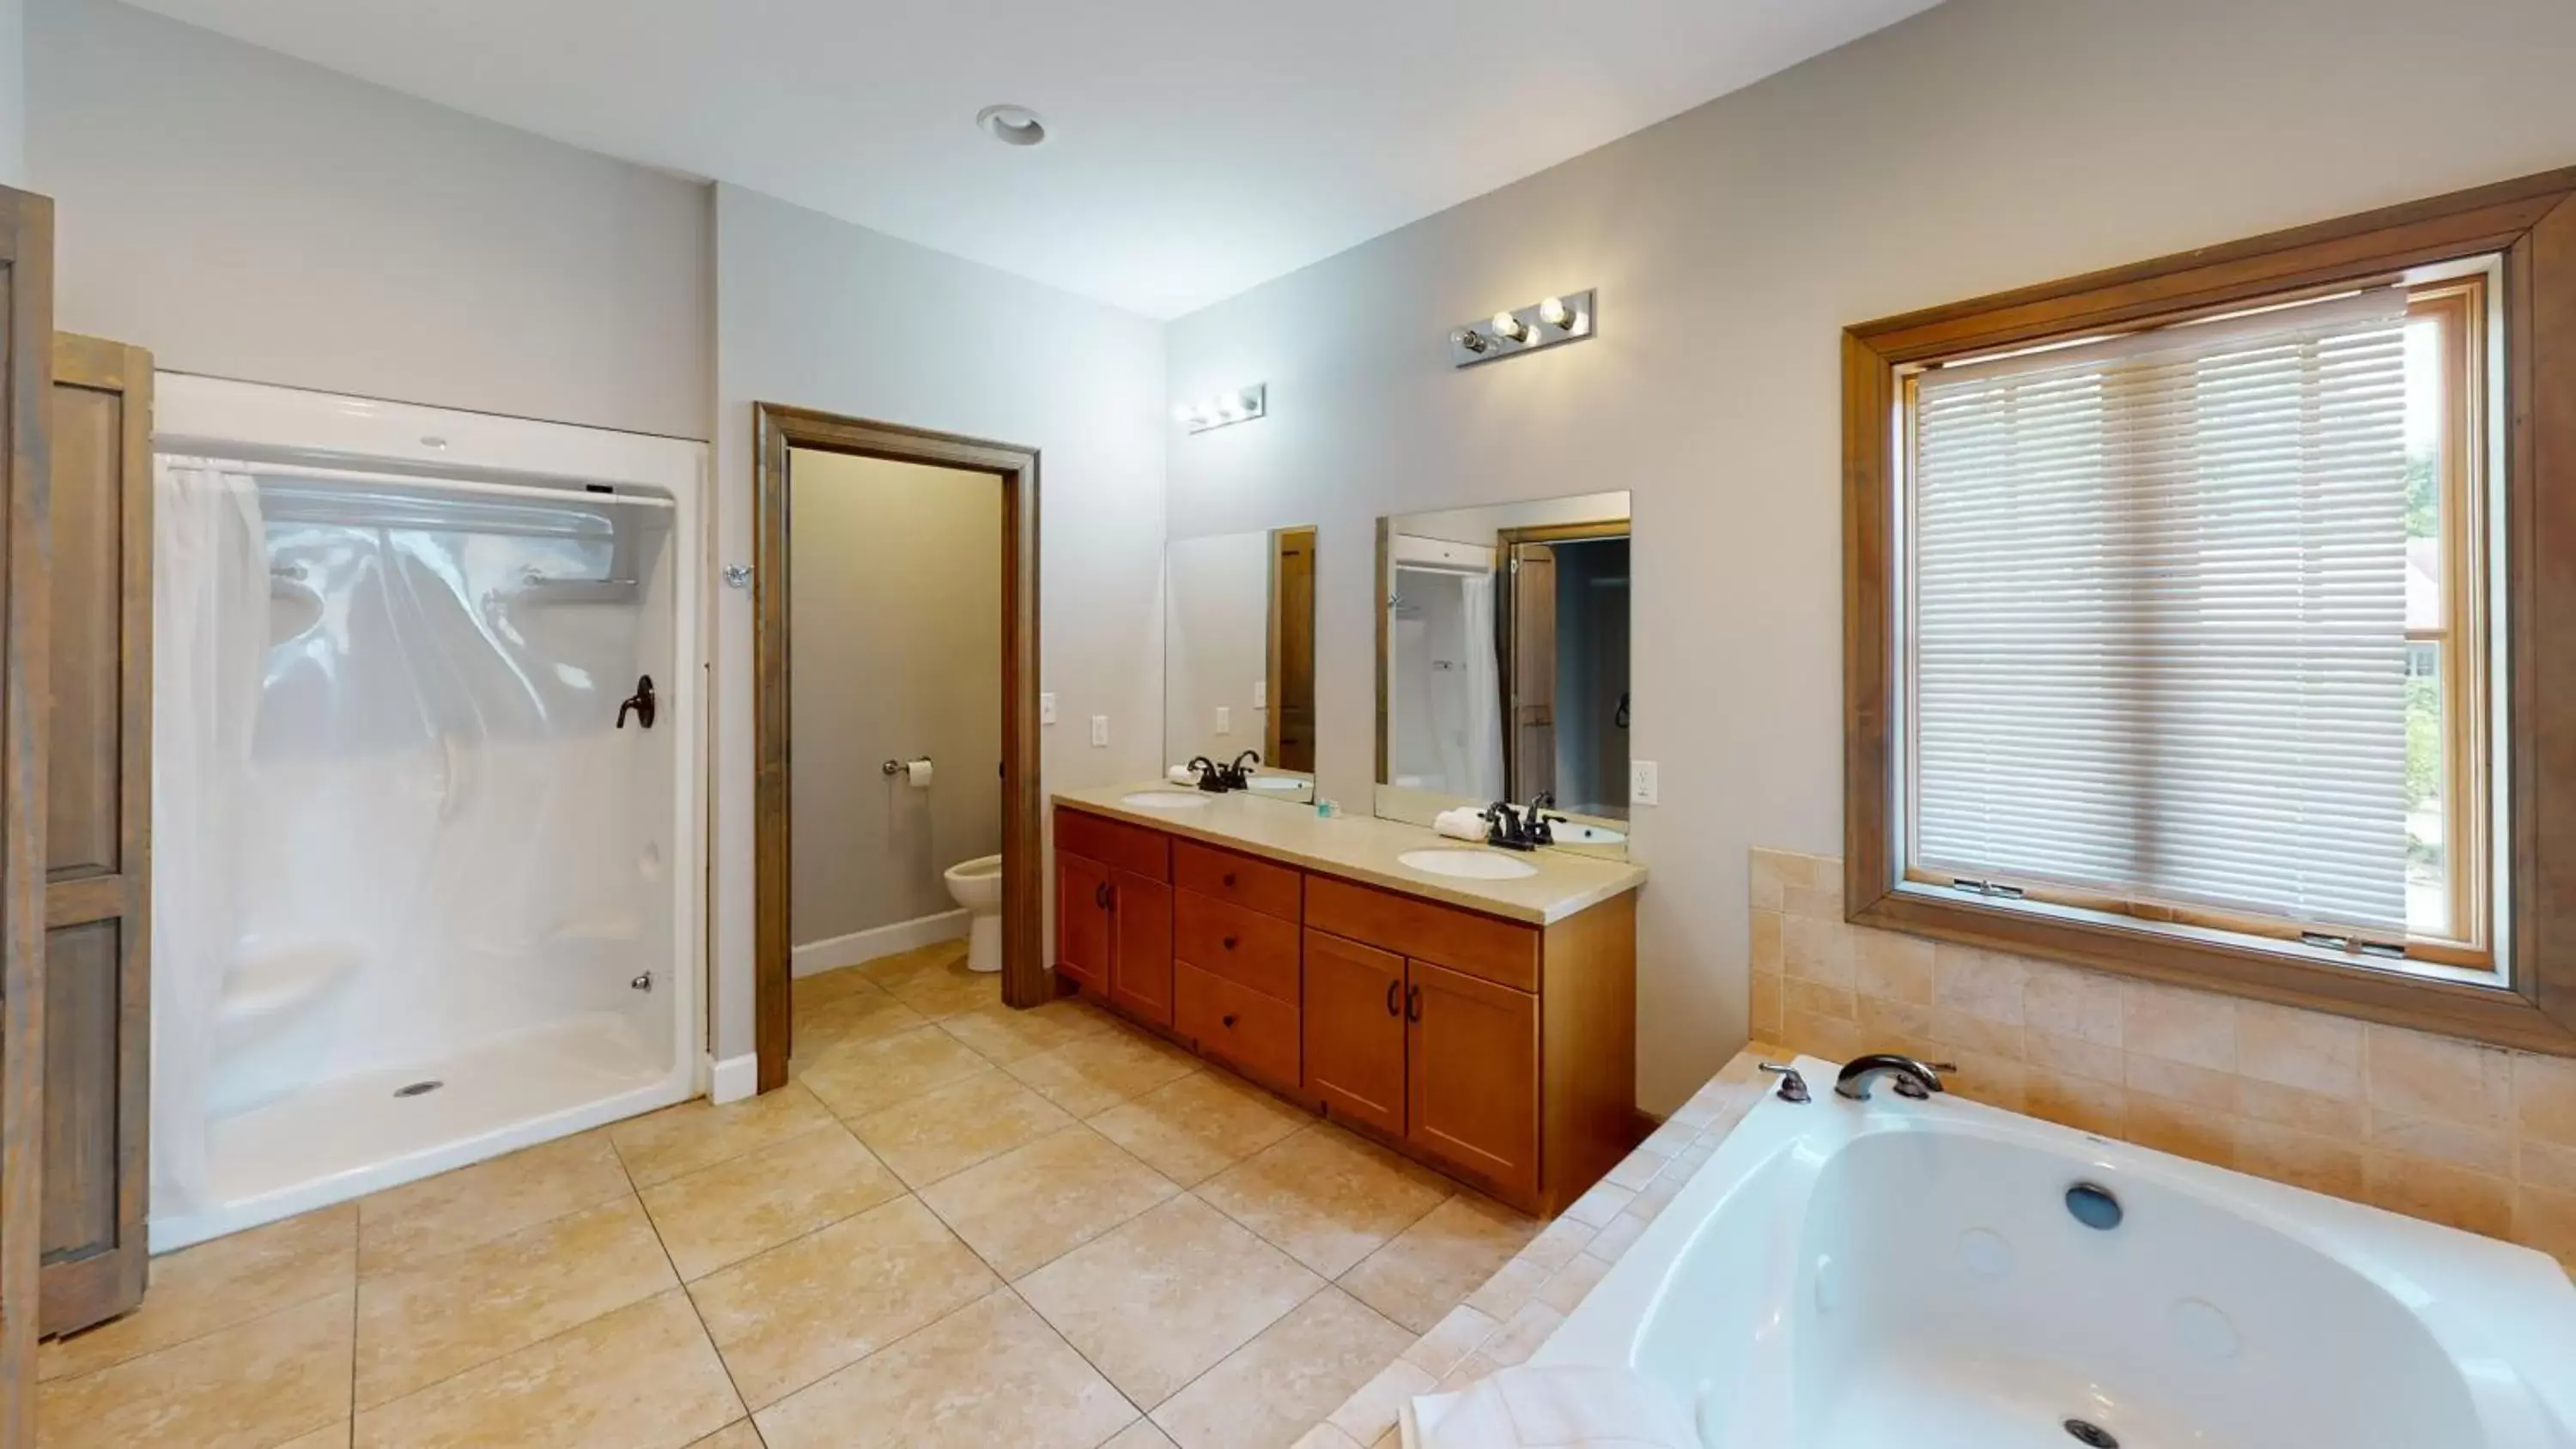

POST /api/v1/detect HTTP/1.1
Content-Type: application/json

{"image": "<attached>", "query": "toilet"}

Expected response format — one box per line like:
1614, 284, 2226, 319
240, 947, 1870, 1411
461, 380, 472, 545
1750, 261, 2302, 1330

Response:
942, 854, 1005, 973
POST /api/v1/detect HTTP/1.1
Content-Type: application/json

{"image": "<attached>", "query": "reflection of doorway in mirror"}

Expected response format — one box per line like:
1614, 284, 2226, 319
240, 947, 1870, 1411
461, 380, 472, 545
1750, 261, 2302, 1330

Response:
1500, 524, 1630, 820
1267, 526, 1317, 773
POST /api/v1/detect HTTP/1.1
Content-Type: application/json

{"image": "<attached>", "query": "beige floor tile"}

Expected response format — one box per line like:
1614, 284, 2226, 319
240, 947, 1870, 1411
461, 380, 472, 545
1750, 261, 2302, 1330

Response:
1106, 1422, 1180, 1449
355, 1192, 677, 1408
1004, 1028, 1202, 1117
280, 1424, 353, 1449
793, 963, 886, 1012
358, 1129, 631, 1276
611, 1080, 838, 1187
641, 1124, 907, 1279
875, 943, 1004, 1020
39, 1203, 355, 1382
1018, 1195, 1322, 1409
1337, 1191, 1539, 1333
754, 1289, 1135, 1449
920, 1124, 1181, 1278
939, 997, 1114, 1065
38, 1291, 355, 1449
849, 1065, 1075, 1187
1089, 1070, 1310, 1186
798, 1023, 994, 1120
686, 1424, 767, 1449
791, 988, 932, 1061
1197, 1125, 1453, 1278
355, 1289, 740, 1449
688, 1194, 998, 1409
1150, 1288, 1413, 1449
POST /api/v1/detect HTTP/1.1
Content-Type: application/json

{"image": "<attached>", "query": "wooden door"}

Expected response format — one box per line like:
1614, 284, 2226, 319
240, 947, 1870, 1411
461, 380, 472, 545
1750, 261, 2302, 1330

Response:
1266, 526, 1316, 773
1303, 931, 1404, 1137
1107, 868, 1172, 1026
1406, 959, 1538, 1195
1, 184, 57, 1449
1055, 852, 1110, 994
39, 337, 151, 1337
1505, 543, 1556, 803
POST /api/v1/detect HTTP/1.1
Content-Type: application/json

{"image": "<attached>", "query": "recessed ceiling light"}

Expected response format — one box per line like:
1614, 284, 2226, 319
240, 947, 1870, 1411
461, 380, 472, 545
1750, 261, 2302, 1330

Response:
975, 104, 1048, 148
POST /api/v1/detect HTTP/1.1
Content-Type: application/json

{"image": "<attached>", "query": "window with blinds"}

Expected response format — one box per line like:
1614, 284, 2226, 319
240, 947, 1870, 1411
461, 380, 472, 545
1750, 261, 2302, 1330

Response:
1900, 280, 2493, 971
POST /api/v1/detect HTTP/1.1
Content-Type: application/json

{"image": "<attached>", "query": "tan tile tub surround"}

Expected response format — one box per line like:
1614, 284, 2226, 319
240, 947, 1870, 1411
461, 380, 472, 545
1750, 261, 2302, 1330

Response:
1747, 847, 2576, 1272
1050, 785, 1646, 925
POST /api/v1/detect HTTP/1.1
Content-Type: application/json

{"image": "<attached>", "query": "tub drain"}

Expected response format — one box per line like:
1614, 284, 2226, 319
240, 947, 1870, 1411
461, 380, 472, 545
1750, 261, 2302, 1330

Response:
2063, 1420, 2119, 1449
393, 1080, 444, 1099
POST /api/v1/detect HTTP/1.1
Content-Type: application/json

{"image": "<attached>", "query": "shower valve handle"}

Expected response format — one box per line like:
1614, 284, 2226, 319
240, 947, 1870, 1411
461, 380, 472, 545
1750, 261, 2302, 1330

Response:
616, 674, 657, 730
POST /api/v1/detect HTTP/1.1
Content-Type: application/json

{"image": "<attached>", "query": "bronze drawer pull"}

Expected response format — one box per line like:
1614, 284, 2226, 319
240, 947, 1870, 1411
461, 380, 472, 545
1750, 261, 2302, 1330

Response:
1221, 1013, 1237, 1028
1405, 985, 1422, 1022
1222, 935, 1238, 950
1385, 979, 1400, 1016
1223, 871, 1238, 888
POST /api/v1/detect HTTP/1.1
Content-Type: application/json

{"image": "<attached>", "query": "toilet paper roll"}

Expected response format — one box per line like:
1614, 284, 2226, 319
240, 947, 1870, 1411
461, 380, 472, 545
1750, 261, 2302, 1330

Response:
906, 758, 934, 789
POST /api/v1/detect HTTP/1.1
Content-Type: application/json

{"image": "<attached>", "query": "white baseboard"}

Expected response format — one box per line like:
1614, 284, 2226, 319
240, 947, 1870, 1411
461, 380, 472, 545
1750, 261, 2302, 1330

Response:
705, 1052, 759, 1105
792, 909, 969, 978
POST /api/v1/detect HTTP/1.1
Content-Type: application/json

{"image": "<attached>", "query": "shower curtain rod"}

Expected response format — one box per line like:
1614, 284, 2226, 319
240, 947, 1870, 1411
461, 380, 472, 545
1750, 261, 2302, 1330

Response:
167, 455, 677, 510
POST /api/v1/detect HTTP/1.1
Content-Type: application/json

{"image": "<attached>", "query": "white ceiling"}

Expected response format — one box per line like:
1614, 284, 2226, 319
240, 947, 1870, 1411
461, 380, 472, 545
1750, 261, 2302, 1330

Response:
123, 0, 1942, 318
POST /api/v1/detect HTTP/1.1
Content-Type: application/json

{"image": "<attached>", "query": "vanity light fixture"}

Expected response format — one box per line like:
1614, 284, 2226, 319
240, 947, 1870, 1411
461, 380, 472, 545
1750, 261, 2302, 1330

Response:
1175, 383, 1267, 434
1451, 288, 1597, 367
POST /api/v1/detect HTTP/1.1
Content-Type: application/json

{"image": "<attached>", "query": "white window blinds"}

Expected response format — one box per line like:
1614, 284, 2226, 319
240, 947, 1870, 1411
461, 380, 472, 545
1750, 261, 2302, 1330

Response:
1909, 290, 2412, 937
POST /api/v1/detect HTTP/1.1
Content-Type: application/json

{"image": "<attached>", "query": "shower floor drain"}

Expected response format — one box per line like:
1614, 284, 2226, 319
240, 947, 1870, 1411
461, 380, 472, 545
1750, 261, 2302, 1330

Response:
392, 1080, 445, 1098
2063, 1420, 2119, 1448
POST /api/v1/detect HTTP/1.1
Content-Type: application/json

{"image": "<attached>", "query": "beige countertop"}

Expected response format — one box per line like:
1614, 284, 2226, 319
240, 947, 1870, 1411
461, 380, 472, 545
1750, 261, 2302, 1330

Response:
1051, 784, 1646, 925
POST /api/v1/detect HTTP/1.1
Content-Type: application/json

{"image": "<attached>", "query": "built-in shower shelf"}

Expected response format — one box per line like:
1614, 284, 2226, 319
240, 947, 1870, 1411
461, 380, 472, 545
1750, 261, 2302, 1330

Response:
218, 943, 361, 1025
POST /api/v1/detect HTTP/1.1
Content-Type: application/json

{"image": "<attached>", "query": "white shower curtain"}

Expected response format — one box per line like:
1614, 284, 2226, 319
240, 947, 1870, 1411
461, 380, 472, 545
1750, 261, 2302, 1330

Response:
150, 460, 269, 1217
1455, 572, 1504, 803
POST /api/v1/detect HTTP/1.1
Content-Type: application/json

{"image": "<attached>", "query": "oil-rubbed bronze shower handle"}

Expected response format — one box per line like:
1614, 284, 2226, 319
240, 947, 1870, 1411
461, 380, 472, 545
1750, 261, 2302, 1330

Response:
616, 674, 657, 730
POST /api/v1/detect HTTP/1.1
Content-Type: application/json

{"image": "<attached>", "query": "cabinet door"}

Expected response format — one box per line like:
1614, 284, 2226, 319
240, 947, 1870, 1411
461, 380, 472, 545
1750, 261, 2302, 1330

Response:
39, 336, 151, 1337
1055, 852, 1110, 994
1107, 868, 1173, 1027
1303, 931, 1405, 1137
1406, 959, 1539, 1196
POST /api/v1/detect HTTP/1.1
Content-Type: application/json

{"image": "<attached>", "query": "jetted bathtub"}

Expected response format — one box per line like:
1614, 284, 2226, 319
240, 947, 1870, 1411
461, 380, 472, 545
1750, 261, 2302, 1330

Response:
1539, 1056, 2576, 1448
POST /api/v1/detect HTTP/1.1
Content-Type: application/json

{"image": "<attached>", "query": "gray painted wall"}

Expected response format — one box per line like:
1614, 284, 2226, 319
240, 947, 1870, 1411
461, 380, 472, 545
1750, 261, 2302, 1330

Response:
1165, 0, 2576, 1113
712, 183, 1166, 1058
25, 0, 708, 440
1, 0, 23, 187
788, 451, 1003, 948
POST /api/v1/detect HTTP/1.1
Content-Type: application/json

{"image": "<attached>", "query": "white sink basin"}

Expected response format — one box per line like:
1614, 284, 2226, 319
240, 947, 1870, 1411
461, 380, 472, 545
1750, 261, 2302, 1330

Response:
1122, 791, 1211, 809
1552, 822, 1626, 846
1399, 848, 1539, 881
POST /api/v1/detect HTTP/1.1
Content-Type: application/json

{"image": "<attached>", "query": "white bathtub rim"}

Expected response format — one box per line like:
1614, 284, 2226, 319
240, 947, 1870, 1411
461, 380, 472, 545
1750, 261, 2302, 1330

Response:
1539, 1055, 2576, 1441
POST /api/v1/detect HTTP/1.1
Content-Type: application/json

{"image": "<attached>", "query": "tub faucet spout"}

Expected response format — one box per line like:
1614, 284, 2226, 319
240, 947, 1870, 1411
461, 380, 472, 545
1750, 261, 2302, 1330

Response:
1834, 1052, 1953, 1101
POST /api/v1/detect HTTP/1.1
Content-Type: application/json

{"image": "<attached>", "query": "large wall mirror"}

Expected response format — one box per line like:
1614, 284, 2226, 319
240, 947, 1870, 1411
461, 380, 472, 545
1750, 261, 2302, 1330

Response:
1376, 491, 1631, 854
1163, 526, 1318, 802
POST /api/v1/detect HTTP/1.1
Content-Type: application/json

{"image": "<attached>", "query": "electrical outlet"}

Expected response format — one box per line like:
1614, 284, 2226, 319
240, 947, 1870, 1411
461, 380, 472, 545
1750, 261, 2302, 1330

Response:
1630, 760, 1660, 807
1040, 692, 1058, 725
1216, 706, 1232, 735
1090, 714, 1109, 748
1252, 680, 1267, 710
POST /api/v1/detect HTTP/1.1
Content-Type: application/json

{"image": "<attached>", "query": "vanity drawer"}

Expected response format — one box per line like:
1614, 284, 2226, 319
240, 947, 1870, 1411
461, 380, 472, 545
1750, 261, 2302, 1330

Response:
1305, 876, 1540, 993
1054, 806, 1170, 882
1172, 840, 1303, 922
1175, 890, 1301, 1003
1176, 960, 1301, 1093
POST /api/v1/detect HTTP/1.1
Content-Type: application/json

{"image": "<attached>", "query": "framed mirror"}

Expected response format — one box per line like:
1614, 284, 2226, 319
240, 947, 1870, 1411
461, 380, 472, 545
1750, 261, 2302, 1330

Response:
1163, 526, 1318, 802
1376, 491, 1631, 855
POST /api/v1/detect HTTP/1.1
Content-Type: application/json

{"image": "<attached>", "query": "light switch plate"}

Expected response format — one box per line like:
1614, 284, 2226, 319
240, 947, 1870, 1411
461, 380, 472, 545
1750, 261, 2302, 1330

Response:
1090, 715, 1109, 748
1252, 680, 1267, 710
1630, 760, 1660, 807
1040, 692, 1058, 725
1216, 706, 1232, 735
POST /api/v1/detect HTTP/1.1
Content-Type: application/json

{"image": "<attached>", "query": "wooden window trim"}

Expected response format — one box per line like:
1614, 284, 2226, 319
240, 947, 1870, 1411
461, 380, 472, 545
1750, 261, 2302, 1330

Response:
1843, 166, 2576, 1055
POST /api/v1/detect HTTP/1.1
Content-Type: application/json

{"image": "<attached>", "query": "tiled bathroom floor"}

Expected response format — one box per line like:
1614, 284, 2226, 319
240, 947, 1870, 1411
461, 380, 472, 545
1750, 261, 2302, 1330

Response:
36, 941, 1540, 1448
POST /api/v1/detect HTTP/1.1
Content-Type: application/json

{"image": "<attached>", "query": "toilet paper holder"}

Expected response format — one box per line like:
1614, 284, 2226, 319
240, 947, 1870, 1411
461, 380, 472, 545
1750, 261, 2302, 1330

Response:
882, 756, 932, 776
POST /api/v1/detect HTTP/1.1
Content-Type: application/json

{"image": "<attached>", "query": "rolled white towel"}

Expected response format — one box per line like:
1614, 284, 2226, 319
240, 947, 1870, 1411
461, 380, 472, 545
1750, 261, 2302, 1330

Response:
1405, 1364, 1699, 1448
1432, 808, 1488, 843
1167, 765, 1200, 785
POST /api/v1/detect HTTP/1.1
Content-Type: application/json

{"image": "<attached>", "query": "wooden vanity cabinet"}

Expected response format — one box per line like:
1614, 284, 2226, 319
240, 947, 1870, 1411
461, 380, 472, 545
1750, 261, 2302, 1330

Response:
1053, 803, 1639, 1216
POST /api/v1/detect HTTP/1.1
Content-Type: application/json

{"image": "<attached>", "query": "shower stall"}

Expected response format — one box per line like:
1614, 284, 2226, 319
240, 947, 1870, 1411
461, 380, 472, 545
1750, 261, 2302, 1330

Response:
149, 376, 706, 1252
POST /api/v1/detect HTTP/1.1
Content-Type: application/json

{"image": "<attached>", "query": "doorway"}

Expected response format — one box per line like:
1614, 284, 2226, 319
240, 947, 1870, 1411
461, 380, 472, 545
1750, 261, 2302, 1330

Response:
1498, 521, 1631, 816
750, 406, 1042, 1093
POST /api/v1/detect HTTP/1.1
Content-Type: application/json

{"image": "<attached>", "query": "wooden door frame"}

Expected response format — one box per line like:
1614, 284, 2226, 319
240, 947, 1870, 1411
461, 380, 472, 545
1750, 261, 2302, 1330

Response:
751, 404, 1042, 1093
1, 185, 55, 1449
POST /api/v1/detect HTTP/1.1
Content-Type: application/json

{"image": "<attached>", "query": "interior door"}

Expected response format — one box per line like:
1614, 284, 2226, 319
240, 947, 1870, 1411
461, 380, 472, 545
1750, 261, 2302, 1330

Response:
1302, 930, 1404, 1137
1267, 526, 1316, 773
0, 184, 58, 1449
1406, 958, 1538, 1195
1055, 852, 1110, 995
39, 336, 151, 1337
1107, 868, 1173, 1026
1505, 543, 1557, 803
